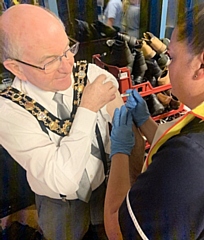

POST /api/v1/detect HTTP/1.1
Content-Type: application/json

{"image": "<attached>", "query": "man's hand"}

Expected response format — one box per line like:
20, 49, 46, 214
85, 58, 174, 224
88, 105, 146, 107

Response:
110, 105, 135, 158
80, 74, 117, 112
125, 89, 150, 127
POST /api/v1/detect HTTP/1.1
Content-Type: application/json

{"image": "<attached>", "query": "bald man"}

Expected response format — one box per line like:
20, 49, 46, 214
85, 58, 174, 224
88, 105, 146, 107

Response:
0, 4, 121, 240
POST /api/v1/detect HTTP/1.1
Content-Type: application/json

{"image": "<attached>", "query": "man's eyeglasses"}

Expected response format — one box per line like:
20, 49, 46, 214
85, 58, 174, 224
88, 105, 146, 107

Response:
12, 42, 79, 74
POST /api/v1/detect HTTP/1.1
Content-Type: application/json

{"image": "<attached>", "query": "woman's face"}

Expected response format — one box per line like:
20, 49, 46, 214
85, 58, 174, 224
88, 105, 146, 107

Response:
168, 28, 201, 108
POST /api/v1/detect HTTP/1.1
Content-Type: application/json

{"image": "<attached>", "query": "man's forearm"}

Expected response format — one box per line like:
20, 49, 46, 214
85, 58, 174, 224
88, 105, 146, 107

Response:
106, 18, 114, 27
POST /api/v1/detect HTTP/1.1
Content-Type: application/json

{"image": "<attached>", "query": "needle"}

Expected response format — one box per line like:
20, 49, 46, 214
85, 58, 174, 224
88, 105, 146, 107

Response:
120, 93, 131, 97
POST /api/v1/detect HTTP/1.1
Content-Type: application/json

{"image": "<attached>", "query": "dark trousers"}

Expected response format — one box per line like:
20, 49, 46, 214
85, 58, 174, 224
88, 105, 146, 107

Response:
82, 224, 107, 240
36, 182, 108, 240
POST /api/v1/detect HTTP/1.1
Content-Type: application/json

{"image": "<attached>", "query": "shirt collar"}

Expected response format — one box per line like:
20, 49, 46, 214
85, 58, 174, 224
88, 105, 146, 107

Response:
12, 74, 74, 109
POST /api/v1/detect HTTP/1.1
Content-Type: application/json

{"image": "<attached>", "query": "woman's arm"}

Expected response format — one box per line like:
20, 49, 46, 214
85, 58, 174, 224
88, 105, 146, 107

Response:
104, 153, 130, 240
125, 89, 158, 144
139, 117, 158, 145
104, 106, 135, 239
129, 124, 145, 185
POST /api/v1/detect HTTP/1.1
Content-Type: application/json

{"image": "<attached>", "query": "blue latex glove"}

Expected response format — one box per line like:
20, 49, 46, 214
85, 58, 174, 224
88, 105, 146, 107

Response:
125, 89, 150, 127
110, 105, 135, 159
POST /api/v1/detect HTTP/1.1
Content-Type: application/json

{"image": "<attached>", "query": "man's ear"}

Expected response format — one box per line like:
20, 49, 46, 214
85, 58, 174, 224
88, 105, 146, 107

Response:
3, 59, 27, 81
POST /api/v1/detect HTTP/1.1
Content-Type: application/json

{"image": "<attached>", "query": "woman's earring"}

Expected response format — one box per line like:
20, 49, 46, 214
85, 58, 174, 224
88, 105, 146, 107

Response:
194, 74, 198, 79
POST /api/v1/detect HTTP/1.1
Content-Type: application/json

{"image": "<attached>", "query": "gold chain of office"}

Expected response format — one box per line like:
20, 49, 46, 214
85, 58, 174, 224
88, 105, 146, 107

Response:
0, 60, 88, 136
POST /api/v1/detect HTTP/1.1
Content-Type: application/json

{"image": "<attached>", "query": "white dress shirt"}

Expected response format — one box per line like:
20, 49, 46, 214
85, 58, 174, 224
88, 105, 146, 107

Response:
0, 63, 118, 200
